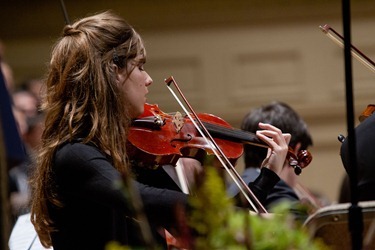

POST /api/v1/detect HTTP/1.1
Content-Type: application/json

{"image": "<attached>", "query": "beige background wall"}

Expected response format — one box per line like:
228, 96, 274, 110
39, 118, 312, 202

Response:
1, 1, 375, 203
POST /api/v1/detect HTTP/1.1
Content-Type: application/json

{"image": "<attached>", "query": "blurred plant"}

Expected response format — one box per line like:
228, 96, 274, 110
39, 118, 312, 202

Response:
107, 165, 330, 249
106, 241, 132, 250
188, 166, 330, 250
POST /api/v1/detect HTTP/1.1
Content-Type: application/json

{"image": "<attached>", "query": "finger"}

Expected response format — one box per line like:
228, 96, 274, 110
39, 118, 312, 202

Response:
258, 122, 282, 134
256, 130, 287, 147
256, 130, 275, 147
257, 122, 289, 147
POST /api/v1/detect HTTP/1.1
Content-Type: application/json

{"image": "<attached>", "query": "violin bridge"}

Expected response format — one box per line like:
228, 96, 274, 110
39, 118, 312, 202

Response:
172, 111, 184, 133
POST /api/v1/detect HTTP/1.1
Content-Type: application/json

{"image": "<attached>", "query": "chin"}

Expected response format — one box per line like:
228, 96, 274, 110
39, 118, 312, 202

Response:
131, 107, 144, 118
139, 107, 145, 116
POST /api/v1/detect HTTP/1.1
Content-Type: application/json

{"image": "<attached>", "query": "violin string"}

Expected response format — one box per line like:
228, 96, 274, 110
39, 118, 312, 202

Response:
165, 76, 268, 213
202, 122, 267, 148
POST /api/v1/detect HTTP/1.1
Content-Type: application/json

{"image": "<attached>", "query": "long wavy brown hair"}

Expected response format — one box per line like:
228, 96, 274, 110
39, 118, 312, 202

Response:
29, 11, 145, 247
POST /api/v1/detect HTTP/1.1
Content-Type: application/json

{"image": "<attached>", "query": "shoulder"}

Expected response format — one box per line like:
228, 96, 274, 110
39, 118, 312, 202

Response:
54, 142, 109, 171
56, 142, 105, 161
53, 142, 120, 183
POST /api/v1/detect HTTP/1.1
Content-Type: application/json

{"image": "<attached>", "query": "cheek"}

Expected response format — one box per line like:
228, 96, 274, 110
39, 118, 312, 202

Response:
122, 82, 144, 117
122, 81, 138, 100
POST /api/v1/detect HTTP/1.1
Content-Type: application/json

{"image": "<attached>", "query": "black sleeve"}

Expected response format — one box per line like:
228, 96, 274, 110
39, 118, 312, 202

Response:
265, 180, 299, 209
54, 142, 188, 230
54, 143, 131, 210
134, 180, 188, 230
248, 167, 280, 204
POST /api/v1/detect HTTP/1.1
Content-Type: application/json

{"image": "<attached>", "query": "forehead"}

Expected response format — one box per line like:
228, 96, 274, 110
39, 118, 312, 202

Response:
139, 44, 146, 57
134, 49, 146, 62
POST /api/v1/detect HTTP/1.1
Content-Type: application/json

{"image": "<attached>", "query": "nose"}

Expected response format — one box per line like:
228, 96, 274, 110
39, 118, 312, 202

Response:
145, 73, 153, 87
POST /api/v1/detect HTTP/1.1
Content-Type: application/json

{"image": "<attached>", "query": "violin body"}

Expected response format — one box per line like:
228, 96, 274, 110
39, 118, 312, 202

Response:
127, 103, 243, 168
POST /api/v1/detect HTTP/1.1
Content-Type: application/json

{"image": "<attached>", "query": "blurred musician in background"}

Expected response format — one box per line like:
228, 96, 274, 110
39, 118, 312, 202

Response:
227, 101, 326, 212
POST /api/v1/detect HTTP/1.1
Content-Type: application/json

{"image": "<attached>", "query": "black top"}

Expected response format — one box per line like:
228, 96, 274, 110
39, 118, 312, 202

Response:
340, 113, 375, 201
49, 142, 280, 249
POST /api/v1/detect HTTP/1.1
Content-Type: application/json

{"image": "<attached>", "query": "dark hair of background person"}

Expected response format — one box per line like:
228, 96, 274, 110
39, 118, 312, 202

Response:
241, 101, 313, 168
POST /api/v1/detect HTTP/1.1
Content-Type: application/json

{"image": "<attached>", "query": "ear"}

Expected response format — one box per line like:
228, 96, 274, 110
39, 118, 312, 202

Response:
113, 64, 120, 84
113, 64, 126, 85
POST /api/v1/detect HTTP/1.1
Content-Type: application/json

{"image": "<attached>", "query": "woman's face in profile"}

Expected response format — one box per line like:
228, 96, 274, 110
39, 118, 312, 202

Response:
117, 55, 153, 118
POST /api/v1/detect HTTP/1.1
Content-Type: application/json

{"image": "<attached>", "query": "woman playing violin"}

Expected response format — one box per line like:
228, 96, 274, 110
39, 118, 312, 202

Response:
30, 10, 291, 249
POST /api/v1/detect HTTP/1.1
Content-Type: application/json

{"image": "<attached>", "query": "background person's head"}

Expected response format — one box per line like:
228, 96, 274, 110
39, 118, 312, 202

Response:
241, 101, 313, 169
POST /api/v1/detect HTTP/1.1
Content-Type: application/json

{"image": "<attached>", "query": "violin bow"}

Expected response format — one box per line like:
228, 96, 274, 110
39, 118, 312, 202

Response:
164, 76, 268, 214
320, 24, 375, 73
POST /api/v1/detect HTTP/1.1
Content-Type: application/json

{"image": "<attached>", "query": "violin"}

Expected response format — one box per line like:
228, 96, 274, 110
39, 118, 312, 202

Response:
127, 103, 312, 175
127, 103, 243, 168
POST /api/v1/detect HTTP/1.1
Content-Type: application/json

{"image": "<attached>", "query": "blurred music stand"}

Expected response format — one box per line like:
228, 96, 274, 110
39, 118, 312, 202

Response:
304, 201, 375, 250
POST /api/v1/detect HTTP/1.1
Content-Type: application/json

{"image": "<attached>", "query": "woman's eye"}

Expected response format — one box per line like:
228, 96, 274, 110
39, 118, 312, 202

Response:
139, 64, 145, 71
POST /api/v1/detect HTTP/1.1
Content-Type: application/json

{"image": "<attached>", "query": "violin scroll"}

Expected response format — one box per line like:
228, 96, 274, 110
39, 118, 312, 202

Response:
287, 149, 312, 175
